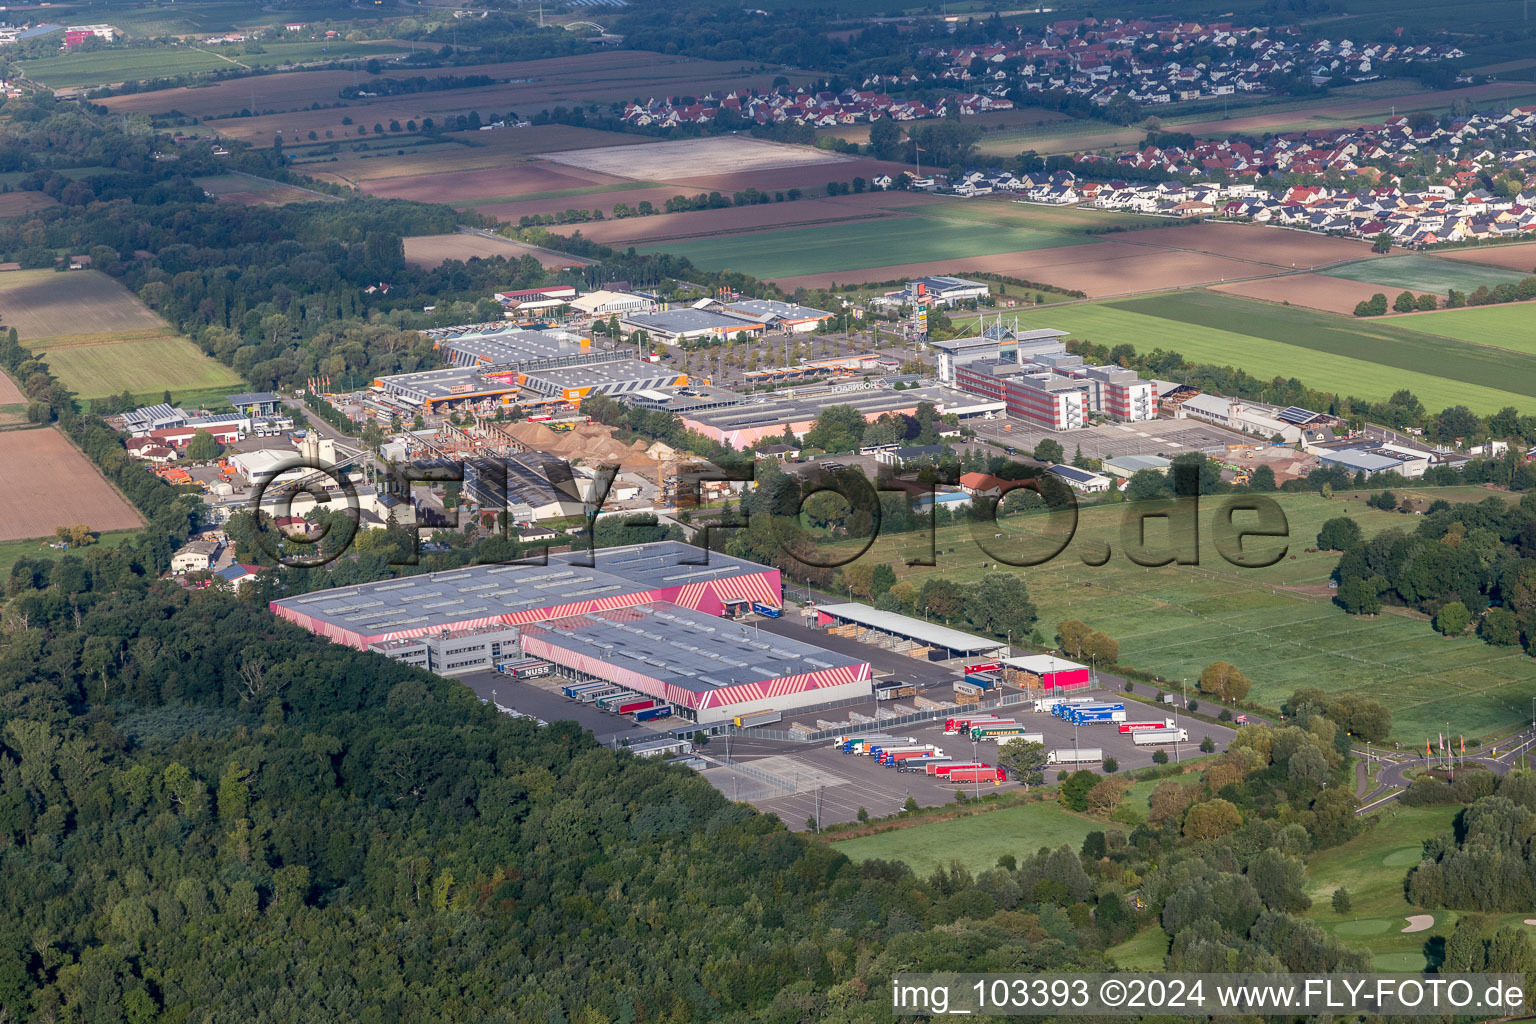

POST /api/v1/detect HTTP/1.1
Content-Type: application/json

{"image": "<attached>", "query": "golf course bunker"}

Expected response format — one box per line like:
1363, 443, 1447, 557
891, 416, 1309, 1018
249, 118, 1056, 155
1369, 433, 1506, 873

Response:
1524, 919, 1536, 926
1402, 915, 1435, 933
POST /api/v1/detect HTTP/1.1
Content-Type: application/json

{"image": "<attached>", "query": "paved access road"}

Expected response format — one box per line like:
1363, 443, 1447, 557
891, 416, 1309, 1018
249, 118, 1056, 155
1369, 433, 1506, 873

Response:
1354, 732, 1534, 814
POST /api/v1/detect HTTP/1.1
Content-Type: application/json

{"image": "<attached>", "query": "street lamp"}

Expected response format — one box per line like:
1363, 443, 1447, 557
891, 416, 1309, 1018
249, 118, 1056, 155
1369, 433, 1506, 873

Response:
972, 737, 979, 800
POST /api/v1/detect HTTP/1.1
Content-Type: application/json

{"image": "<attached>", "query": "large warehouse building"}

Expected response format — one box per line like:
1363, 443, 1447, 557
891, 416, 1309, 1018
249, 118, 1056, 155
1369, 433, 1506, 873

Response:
521, 602, 871, 725
270, 541, 873, 722
270, 541, 781, 648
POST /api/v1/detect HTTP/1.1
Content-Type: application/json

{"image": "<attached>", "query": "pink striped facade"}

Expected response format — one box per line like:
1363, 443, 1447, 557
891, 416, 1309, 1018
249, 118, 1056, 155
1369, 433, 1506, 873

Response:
270, 567, 782, 649
519, 626, 872, 712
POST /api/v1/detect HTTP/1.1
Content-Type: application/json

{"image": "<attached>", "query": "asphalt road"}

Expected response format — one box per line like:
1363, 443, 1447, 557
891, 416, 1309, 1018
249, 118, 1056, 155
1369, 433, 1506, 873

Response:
1354, 731, 1536, 813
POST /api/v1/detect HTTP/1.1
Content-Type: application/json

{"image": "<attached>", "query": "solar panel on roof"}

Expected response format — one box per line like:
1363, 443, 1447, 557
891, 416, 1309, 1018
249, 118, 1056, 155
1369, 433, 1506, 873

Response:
1277, 406, 1315, 424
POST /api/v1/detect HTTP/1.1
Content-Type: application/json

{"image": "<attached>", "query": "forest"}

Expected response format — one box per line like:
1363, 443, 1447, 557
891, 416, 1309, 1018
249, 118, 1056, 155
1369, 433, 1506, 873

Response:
1329, 492, 1536, 649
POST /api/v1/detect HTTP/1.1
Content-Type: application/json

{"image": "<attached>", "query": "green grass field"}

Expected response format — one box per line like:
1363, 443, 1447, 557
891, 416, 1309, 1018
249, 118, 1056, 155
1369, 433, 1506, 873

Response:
0, 529, 138, 574
102, 0, 371, 37
34, 337, 242, 399
831, 487, 1536, 742
1403, 304, 1536, 356
1040, 291, 1536, 413
1106, 926, 1170, 970
637, 213, 1094, 280
1303, 806, 1458, 968
1320, 254, 1533, 294
830, 801, 1098, 876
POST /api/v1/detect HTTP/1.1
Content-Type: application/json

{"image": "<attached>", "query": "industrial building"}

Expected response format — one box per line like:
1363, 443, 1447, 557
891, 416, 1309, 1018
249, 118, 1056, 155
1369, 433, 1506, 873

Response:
956, 362, 1089, 430
717, 298, 835, 333
270, 541, 782, 650
681, 385, 998, 449
620, 308, 767, 345
521, 602, 872, 725
812, 602, 1009, 660
427, 325, 594, 369
373, 357, 685, 414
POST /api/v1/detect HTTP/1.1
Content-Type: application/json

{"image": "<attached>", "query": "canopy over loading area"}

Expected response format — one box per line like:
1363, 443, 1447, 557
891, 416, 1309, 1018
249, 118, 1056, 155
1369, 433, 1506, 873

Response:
814, 601, 1008, 661
1002, 654, 1091, 691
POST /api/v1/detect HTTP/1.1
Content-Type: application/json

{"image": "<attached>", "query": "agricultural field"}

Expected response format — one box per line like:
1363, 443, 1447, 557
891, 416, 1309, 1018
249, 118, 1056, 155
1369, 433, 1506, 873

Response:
829, 801, 1099, 876
1040, 291, 1536, 412
0, 273, 242, 400
0, 368, 25, 425
193, 174, 331, 206
402, 233, 586, 270
1320, 253, 1533, 293
974, 81, 1536, 157
0, 270, 165, 339
1212, 272, 1435, 314
768, 216, 1372, 293
638, 211, 1097, 280
16, 39, 411, 90
1439, 241, 1536, 274
829, 486, 1536, 742
33, 335, 242, 400
0, 428, 143, 541
542, 137, 858, 181
117, 50, 808, 129
0, 192, 58, 219
101, 0, 377, 37
1401, 304, 1536, 355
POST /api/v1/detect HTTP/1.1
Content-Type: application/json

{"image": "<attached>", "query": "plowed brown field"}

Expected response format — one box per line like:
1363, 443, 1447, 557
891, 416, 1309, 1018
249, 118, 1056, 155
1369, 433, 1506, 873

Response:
0, 427, 143, 540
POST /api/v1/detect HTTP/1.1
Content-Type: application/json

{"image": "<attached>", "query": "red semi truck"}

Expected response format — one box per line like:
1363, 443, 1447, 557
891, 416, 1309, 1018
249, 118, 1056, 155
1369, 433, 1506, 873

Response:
927, 761, 985, 777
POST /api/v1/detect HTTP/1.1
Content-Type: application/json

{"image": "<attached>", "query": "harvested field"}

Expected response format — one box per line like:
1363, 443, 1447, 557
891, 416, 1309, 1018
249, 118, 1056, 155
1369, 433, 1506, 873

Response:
0, 270, 163, 339
403, 233, 585, 270
173, 53, 807, 140
1438, 242, 1536, 274
0, 369, 24, 425
573, 191, 944, 246
307, 126, 642, 184
0, 427, 143, 541
470, 185, 685, 223
1107, 221, 1373, 267
103, 51, 787, 119
541, 136, 854, 180
665, 156, 916, 193
1211, 273, 1435, 314
0, 192, 57, 218
362, 160, 631, 204
771, 239, 1264, 294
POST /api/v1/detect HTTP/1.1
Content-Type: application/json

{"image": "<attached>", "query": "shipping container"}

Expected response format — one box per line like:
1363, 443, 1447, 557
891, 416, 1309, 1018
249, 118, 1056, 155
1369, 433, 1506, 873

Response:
733, 709, 783, 728
1036, 696, 1094, 714
1132, 728, 1189, 746
946, 766, 1006, 784
928, 761, 985, 777
577, 687, 623, 704
1047, 748, 1103, 765
751, 602, 782, 618
882, 747, 943, 767
634, 706, 672, 722
962, 672, 997, 689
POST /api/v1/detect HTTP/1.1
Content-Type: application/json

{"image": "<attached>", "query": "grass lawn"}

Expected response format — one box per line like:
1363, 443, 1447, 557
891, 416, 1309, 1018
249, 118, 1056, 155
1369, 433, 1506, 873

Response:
33, 336, 242, 400
637, 213, 1094, 280
1320, 254, 1532, 293
0, 529, 138, 573
830, 486, 1536, 742
1404, 303, 1536, 356
1303, 805, 1460, 968
1106, 926, 1170, 970
830, 800, 1098, 876
1040, 292, 1536, 413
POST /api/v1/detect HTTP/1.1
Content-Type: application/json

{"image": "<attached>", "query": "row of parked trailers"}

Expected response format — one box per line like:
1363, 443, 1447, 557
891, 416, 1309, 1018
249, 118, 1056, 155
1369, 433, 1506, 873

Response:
831, 734, 1006, 782
559, 681, 673, 722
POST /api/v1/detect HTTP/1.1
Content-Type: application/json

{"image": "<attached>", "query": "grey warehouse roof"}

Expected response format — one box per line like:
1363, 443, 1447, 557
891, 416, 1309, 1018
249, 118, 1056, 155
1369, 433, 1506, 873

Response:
624, 309, 763, 335
271, 541, 773, 636
523, 601, 862, 694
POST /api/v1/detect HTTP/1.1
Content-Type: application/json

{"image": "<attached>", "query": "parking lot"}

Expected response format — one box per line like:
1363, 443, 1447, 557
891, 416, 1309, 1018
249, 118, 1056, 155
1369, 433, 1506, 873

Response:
723, 694, 1236, 827
970, 416, 1252, 461
453, 616, 1237, 830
